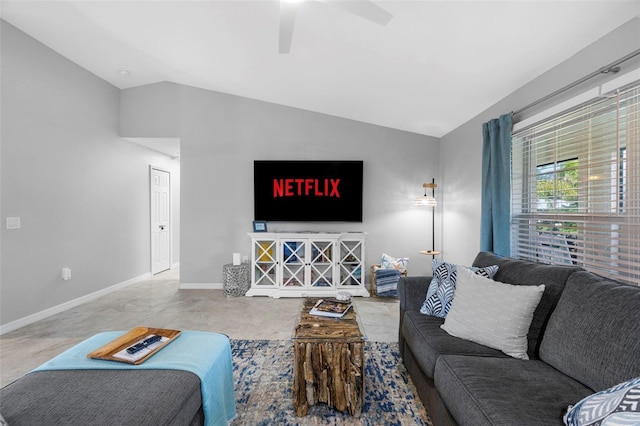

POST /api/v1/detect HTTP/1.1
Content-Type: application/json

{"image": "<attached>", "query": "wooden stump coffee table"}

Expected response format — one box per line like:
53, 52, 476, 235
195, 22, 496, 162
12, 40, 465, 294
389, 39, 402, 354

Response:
292, 298, 366, 417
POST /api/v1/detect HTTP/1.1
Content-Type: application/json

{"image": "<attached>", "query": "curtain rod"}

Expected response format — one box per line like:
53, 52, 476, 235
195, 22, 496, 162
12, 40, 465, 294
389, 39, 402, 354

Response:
513, 48, 640, 117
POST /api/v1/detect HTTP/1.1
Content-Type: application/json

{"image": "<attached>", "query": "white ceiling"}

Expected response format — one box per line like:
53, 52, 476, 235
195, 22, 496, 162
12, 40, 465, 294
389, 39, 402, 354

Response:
2, 0, 639, 142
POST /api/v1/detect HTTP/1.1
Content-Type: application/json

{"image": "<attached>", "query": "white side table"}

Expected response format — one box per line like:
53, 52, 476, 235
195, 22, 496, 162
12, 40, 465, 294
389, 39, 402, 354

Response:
222, 263, 250, 297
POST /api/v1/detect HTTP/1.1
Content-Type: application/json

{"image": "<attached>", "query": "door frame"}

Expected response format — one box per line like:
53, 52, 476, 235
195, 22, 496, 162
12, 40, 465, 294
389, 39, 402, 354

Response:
150, 166, 171, 274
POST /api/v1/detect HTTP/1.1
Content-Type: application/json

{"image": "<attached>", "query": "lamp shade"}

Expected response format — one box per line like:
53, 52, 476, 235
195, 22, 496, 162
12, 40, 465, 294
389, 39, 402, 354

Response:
414, 195, 437, 206
415, 180, 437, 206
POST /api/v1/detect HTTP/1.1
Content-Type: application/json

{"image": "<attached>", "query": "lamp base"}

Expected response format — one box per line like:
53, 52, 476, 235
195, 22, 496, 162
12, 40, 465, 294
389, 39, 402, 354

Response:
419, 250, 441, 256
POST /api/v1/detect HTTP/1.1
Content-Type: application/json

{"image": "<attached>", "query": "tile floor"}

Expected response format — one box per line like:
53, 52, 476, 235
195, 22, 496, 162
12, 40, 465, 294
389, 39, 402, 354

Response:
0, 268, 400, 387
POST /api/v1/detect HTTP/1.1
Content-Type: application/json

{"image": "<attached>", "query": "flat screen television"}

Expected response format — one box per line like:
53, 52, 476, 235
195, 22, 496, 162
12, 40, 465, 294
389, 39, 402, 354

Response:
254, 160, 363, 222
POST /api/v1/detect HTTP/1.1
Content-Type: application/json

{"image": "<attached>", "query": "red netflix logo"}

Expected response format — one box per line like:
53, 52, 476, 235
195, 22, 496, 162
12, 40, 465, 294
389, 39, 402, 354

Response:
273, 178, 340, 198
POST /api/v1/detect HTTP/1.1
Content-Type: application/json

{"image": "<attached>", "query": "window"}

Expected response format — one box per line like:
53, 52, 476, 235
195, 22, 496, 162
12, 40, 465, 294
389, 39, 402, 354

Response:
536, 158, 579, 214
511, 80, 640, 285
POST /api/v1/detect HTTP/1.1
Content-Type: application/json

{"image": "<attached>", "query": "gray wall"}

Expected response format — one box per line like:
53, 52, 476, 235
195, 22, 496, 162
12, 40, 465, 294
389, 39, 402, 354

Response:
0, 21, 180, 326
439, 16, 640, 265
121, 83, 440, 285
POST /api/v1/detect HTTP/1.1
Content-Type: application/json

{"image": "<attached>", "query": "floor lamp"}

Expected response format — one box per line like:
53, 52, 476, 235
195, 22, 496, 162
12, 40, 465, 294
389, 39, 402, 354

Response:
415, 179, 440, 258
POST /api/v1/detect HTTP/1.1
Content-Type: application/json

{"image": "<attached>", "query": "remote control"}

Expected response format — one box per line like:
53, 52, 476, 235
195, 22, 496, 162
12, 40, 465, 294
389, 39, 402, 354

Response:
126, 335, 163, 354
142, 335, 162, 346
126, 343, 146, 354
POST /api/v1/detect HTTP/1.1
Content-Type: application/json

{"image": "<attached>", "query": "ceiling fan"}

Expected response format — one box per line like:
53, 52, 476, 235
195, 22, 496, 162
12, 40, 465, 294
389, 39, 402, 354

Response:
279, 0, 393, 54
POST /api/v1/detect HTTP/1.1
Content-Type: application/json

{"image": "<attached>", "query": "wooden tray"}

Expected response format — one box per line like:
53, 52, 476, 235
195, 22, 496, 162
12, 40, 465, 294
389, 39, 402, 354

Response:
87, 326, 181, 365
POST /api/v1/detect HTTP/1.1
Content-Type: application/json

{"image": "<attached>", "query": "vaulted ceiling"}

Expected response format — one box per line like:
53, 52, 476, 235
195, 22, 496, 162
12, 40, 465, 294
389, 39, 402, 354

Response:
2, 1, 639, 137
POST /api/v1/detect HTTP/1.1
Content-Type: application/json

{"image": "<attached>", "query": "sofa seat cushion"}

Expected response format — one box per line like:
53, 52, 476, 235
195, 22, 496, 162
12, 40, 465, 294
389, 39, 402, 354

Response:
402, 310, 505, 378
0, 369, 204, 425
434, 355, 593, 426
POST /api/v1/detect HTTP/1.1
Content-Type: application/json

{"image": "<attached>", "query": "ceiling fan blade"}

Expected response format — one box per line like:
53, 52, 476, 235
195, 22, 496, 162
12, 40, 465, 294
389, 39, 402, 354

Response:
321, 0, 393, 26
279, 1, 298, 54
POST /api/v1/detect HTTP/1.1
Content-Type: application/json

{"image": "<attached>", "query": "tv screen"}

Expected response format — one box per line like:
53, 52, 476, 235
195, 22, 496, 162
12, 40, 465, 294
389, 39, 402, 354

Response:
254, 160, 363, 222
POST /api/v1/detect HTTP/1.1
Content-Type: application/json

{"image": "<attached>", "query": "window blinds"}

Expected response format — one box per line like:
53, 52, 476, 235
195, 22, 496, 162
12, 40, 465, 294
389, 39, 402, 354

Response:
511, 80, 640, 285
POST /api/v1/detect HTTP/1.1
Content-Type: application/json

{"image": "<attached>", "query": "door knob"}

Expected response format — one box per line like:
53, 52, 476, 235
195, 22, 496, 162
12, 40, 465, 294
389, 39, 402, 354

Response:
159, 225, 165, 230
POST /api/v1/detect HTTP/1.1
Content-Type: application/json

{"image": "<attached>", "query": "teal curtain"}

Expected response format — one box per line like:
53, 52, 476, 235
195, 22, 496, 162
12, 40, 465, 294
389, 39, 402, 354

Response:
480, 113, 512, 256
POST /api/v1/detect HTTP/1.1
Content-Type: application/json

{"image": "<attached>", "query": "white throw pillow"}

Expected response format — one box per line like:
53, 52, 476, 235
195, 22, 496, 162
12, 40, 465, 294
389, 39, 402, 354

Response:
380, 253, 409, 272
441, 267, 545, 360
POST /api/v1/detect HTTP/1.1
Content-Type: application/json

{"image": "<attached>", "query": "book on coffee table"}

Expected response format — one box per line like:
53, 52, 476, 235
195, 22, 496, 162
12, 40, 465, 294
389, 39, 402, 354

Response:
309, 298, 352, 318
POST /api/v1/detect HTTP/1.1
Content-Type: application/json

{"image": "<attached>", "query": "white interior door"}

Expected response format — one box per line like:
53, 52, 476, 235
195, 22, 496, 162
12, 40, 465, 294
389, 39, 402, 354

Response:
151, 167, 171, 274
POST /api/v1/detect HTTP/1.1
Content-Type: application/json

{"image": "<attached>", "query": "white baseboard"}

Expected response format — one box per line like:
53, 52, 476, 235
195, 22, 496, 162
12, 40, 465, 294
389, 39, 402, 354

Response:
179, 282, 223, 290
0, 272, 152, 335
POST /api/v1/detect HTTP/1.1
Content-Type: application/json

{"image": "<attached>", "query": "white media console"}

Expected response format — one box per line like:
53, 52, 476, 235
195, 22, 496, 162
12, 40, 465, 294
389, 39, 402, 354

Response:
246, 232, 369, 298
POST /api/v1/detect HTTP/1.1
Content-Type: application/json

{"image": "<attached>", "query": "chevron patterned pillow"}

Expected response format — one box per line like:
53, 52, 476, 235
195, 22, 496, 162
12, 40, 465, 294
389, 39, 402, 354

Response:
419, 259, 498, 318
564, 377, 640, 426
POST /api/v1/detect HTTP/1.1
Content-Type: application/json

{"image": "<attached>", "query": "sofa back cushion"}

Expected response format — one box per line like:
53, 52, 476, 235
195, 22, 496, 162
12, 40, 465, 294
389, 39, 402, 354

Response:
472, 251, 583, 359
539, 271, 640, 392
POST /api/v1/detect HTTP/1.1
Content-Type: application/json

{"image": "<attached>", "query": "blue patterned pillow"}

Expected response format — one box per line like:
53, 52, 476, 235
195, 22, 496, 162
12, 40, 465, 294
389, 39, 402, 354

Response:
420, 260, 498, 318
564, 377, 640, 426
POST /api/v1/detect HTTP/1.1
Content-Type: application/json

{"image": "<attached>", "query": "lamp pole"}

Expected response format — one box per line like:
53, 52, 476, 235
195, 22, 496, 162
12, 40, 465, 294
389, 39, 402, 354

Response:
430, 178, 436, 257
417, 178, 440, 259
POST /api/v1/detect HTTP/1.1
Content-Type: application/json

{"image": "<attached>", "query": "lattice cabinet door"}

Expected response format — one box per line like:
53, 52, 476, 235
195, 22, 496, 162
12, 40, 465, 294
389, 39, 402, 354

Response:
338, 237, 365, 288
308, 239, 336, 288
280, 239, 307, 288
251, 237, 278, 288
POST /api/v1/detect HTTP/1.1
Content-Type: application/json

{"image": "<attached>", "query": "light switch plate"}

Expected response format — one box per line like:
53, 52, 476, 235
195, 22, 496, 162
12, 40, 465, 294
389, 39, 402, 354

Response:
6, 217, 21, 229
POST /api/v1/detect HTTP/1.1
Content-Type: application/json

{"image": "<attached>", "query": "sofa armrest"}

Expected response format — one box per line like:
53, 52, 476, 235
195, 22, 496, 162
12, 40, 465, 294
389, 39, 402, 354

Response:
398, 276, 432, 359
398, 276, 432, 313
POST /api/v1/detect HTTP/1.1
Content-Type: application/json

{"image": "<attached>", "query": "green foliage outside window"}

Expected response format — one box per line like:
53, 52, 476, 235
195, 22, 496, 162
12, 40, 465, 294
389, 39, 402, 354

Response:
536, 159, 578, 233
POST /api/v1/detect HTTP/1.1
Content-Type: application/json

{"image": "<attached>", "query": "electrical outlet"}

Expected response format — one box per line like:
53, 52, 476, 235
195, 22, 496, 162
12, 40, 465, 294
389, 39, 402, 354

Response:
62, 268, 71, 281
6, 217, 21, 229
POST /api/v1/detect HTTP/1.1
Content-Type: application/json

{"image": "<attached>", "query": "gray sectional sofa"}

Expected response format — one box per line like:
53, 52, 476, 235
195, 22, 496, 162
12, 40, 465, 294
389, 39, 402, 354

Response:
398, 251, 640, 425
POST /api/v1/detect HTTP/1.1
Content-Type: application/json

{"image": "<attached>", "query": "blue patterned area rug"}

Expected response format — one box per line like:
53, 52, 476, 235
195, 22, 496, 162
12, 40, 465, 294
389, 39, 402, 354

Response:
229, 340, 432, 425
